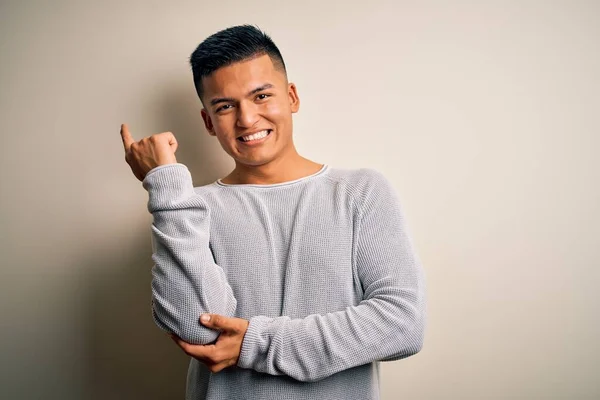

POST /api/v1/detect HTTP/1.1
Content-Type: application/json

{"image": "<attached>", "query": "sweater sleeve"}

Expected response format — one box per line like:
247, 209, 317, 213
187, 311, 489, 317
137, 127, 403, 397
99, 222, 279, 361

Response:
142, 163, 237, 345
236, 170, 426, 382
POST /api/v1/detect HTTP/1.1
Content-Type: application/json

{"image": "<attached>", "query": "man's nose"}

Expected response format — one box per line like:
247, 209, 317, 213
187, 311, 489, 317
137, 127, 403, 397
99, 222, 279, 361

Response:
236, 101, 260, 129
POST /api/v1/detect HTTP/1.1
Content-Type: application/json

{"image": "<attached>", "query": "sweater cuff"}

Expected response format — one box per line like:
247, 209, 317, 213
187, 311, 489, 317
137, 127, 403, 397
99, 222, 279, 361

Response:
238, 315, 285, 371
141, 163, 194, 212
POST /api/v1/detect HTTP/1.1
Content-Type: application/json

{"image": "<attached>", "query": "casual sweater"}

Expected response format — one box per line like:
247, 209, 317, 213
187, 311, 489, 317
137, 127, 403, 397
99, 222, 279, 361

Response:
142, 162, 427, 400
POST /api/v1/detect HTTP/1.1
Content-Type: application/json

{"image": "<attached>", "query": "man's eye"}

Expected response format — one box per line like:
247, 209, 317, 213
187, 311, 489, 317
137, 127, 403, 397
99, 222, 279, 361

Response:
217, 104, 232, 112
256, 94, 270, 100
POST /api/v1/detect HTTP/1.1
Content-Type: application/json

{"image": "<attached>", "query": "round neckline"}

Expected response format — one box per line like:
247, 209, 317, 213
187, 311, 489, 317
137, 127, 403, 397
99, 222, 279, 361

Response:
215, 164, 329, 188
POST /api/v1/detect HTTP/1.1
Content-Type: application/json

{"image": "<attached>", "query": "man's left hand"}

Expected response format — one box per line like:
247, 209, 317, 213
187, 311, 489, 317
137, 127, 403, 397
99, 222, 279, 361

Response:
169, 314, 250, 373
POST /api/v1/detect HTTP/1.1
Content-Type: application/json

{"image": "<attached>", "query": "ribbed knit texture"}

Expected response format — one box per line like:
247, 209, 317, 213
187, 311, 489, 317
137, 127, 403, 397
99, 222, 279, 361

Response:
142, 163, 426, 400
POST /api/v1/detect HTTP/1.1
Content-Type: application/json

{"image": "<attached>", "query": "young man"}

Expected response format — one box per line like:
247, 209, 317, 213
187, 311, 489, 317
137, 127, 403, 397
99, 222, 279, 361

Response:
121, 25, 426, 400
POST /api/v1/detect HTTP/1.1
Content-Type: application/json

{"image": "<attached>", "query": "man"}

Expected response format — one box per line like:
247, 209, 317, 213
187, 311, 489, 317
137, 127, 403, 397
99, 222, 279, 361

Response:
121, 25, 426, 400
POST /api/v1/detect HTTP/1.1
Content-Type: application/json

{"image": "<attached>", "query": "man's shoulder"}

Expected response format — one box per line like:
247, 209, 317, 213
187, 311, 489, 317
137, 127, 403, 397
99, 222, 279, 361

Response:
325, 166, 392, 194
326, 166, 401, 215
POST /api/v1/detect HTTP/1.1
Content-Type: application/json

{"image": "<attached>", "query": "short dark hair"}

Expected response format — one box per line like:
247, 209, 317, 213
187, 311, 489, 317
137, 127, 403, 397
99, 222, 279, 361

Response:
189, 24, 287, 102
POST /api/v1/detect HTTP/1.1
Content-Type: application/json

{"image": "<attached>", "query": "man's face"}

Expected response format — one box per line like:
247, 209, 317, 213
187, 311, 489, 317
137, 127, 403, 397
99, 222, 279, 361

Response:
200, 54, 300, 167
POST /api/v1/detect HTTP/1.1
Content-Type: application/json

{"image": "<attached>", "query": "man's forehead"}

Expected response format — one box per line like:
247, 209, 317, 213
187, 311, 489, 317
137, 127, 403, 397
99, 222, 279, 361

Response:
202, 54, 284, 97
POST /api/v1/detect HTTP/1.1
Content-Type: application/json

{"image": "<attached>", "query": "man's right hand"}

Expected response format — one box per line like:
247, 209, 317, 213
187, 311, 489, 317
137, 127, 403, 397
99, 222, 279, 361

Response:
120, 123, 179, 182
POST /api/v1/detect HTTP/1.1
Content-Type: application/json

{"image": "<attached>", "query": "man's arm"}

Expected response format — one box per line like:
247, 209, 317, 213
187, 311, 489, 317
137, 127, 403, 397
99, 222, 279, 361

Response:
235, 170, 426, 382
142, 163, 237, 345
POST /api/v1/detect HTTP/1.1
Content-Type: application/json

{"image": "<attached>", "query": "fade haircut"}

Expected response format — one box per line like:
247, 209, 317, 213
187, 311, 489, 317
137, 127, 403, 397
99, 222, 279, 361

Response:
189, 25, 287, 103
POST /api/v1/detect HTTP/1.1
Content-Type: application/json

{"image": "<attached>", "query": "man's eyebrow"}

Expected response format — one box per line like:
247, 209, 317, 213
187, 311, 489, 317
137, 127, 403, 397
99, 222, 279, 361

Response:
209, 83, 275, 107
248, 83, 274, 96
210, 96, 235, 107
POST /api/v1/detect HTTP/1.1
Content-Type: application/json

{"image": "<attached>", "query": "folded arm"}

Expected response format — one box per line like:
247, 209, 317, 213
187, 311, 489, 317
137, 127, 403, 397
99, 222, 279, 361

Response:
142, 163, 237, 344
237, 170, 427, 382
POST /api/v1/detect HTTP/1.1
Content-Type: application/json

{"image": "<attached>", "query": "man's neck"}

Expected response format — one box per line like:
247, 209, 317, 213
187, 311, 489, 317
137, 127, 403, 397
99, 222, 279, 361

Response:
221, 156, 323, 185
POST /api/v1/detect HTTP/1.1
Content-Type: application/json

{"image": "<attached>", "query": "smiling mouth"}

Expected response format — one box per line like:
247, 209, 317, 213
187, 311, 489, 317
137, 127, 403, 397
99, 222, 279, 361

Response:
237, 129, 272, 142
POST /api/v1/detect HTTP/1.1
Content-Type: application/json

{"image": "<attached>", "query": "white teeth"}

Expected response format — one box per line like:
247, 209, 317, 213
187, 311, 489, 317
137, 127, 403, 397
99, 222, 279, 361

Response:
241, 130, 269, 142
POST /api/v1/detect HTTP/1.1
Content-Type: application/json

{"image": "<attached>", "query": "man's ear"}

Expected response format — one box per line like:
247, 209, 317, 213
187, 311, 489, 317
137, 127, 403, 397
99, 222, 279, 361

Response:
288, 83, 300, 113
201, 109, 216, 136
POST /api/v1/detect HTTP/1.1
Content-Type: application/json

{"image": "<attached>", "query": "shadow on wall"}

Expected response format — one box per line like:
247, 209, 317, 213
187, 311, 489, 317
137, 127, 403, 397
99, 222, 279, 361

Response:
84, 81, 231, 399
84, 232, 189, 400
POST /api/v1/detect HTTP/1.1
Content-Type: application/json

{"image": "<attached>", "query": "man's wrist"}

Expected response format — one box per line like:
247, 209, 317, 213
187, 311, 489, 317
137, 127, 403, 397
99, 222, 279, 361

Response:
237, 315, 282, 370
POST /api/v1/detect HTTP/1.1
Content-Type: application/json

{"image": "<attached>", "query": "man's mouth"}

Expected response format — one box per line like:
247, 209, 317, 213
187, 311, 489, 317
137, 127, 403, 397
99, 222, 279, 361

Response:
237, 129, 272, 142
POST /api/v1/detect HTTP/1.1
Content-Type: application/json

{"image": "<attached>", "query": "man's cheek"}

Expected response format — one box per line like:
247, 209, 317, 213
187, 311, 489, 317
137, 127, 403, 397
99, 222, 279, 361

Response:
264, 102, 286, 118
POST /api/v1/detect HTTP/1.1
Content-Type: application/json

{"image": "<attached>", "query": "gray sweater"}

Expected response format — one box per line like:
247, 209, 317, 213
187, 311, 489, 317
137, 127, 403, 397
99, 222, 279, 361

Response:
142, 163, 426, 400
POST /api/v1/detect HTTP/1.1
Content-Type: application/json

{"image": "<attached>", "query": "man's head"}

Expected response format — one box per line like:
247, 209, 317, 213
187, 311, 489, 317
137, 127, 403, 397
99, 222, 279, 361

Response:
190, 25, 287, 101
189, 25, 300, 168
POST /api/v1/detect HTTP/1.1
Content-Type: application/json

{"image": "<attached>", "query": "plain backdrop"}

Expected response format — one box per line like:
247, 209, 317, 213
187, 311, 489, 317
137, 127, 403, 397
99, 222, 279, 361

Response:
1, 1, 598, 399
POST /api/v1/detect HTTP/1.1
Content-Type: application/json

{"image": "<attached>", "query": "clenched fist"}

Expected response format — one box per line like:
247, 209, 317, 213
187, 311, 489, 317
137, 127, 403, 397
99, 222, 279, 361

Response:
120, 123, 178, 181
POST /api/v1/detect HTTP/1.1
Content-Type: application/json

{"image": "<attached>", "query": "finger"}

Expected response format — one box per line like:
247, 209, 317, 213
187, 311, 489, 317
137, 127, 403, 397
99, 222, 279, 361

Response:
200, 314, 228, 330
169, 334, 190, 351
171, 334, 217, 359
216, 357, 239, 372
168, 334, 182, 347
120, 123, 135, 151
167, 131, 178, 152
210, 359, 235, 373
